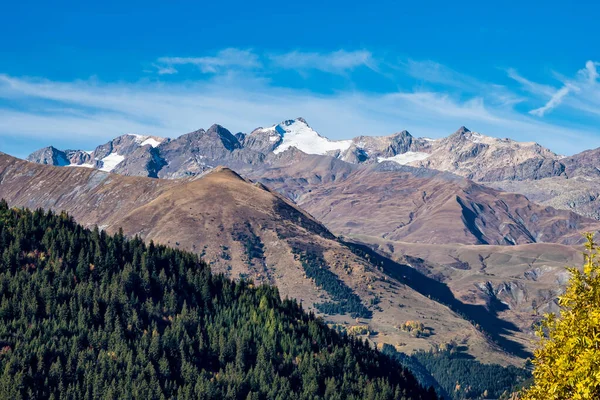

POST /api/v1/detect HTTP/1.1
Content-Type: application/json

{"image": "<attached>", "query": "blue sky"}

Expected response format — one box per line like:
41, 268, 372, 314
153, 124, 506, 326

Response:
1, 0, 599, 158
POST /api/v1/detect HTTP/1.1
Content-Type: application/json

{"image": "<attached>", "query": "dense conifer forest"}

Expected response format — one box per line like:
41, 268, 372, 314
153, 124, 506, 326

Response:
380, 345, 530, 399
0, 201, 437, 399
411, 350, 529, 399
292, 249, 372, 319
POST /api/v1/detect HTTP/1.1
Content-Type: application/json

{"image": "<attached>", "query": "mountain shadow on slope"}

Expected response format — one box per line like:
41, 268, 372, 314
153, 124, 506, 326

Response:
343, 241, 531, 359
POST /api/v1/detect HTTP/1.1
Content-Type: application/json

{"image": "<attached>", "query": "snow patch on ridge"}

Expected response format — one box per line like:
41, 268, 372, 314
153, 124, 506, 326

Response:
141, 138, 162, 147
99, 153, 125, 172
66, 164, 95, 169
469, 132, 484, 144
128, 134, 163, 148
377, 152, 430, 165
272, 119, 352, 155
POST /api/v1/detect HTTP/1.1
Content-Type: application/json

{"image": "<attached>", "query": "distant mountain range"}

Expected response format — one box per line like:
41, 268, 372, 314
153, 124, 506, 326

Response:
29, 118, 560, 179
8, 117, 600, 366
24, 117, 568, 179
27, 117, 600, 219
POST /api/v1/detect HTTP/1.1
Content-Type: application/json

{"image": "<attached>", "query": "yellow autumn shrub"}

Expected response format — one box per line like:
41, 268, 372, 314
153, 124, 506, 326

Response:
522, 233, 600, 400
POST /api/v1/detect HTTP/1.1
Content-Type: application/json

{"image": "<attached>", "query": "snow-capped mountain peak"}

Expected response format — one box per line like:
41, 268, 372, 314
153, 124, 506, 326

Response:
271, 118, 353, 155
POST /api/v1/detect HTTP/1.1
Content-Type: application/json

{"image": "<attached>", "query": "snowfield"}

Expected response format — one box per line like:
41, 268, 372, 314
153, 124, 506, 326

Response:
129, 134, 164, 148
99, 153, 125, 172
377, 152, 430, 165
66, 164, 95, 169
141, 138, 162, 147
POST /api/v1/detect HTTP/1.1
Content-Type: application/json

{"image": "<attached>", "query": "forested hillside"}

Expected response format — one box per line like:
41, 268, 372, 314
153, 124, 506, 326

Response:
0, 201, 437, 400
411, 350, 529, 399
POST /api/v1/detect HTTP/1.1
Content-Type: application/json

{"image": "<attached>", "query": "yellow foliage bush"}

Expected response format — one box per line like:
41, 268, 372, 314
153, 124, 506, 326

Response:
398, 320, 431, 337
347, 325, 370, 336
521, 233, 600, 399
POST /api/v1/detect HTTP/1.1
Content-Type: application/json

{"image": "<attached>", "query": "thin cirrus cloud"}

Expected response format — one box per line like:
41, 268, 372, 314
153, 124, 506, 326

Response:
509, 60, 600, 117
154, 48, 376, 76
400, 60, 524, 107
529, 84, 577, 117
157, 48, 261, 74
153, 64, 178, 75
268, 49, 376, 74
400, 59, 486, 91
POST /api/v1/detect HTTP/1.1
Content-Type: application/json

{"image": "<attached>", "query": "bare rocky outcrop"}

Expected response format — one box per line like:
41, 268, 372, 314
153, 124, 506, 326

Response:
27, 146, 92, 167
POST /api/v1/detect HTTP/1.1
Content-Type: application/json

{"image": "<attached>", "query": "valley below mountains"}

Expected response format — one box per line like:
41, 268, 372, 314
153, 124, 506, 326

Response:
8, 117, 600, 370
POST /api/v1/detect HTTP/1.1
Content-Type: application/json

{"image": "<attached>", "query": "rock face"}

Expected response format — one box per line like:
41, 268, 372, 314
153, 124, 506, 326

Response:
113, 146, 166, 178
155, 124, 266, 179
27, 134, 167, 175
363, 240, 582, 348
409, 127, 561, 181
27, 146, 92, 167
488, 147, 600, 220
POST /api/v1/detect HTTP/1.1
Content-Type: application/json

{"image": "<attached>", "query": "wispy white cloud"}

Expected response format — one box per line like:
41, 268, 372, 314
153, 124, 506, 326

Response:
402, 60, 482, 90
506, 68, 555, 97
529, 84, 578, 117
581, 60, 599, 83
402, 60, 524, 107
157, 48, 261, 74
153, 64, 178, 75
154, 48, 376, 76
510, 60, 600, 118
269, 50, 376, 74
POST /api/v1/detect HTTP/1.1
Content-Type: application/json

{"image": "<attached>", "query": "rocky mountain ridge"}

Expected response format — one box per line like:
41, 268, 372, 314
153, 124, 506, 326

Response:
29, 118, 600, 221
22, 118, 460, 177
27, 133, 167, 175
26, 118, 569, 179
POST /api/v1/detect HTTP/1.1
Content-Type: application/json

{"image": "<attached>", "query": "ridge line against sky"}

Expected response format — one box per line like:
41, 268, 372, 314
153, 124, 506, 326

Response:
1, 48, 599, 158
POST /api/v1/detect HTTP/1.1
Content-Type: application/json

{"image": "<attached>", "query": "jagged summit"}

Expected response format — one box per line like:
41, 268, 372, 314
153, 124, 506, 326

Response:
447, 126, 495, 144
453, 126, 471, 135
295, 116, 308, 125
